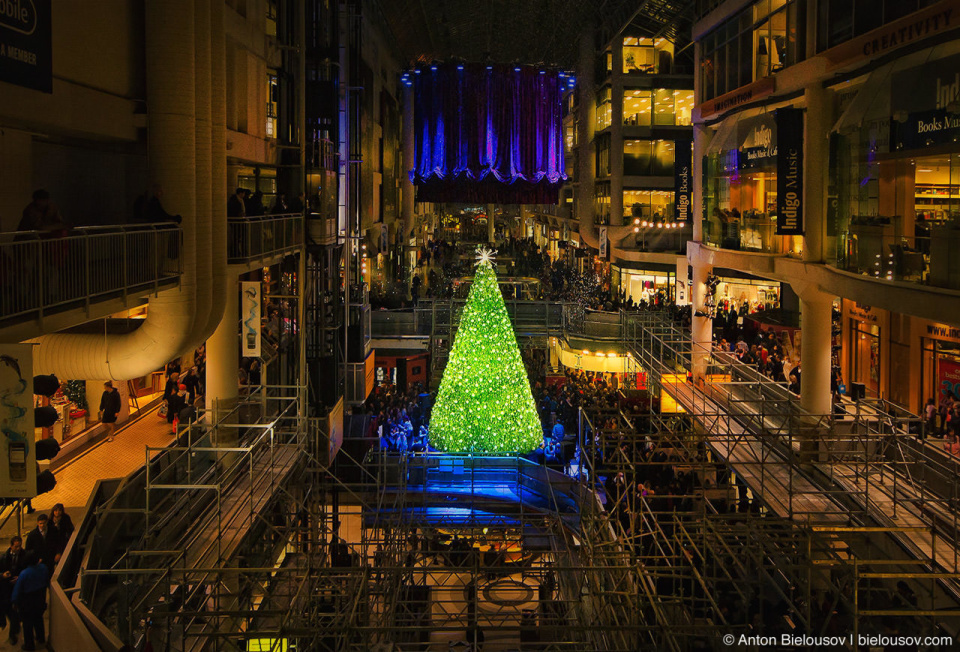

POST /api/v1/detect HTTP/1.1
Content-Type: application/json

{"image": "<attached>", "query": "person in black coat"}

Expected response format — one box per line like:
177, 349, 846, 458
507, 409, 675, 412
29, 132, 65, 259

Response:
23, 515, 58, 577
163, 372, 180, 404
99, 381, 122, 439
49, 504, 74, 559
0, 536, 26, 642
166, 385, 187, 432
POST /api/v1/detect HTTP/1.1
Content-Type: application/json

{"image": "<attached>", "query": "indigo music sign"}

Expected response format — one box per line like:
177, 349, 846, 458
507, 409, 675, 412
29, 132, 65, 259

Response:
776, 108, 804, 235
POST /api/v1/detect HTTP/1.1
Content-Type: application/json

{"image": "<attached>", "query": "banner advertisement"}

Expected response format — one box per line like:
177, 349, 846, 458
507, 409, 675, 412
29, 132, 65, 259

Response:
241, 282, 262, 357
776, 108, 804, 235
939, 358, 960, 402
0, 345, 36, 498
892, 52, 960, 151
599, 226, 608, 259
674, 140, 692, 224
0, 0, 52, 93
380, 223, 389, 253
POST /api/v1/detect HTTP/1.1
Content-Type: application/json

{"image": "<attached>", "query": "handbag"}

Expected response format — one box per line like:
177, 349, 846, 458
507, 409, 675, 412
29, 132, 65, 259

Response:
158, 403, 168, 418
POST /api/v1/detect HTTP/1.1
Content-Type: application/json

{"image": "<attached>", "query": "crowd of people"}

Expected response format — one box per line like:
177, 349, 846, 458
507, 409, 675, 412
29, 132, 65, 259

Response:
0, 504, 76, 649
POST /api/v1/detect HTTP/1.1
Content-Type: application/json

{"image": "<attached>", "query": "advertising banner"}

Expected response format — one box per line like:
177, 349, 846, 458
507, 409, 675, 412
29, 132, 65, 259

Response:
892, 52, 960, 151
674, 140, 692, 224
939, 358, 960, 403
0, 0, 52, 93
241, 282, 262, 358
776, 108, 804, 235
0, 345, 36, 498
599, 226, 608, 259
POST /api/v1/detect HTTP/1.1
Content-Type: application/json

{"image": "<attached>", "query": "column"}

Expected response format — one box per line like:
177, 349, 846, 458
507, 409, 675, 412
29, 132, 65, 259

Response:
487, 204, 496, 244
690, 259, 713, 379
403, 82, 416, 243
799, 292, 834, 414
803, 83, 829, 263
577, 24, 598, 247
610, 43, 624, 228
205, 276, 240, 422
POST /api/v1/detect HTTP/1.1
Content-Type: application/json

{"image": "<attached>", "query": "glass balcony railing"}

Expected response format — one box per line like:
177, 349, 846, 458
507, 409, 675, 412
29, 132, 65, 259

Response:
0, 223, 182, 325
833, 227, 960, 290
227, 213, 304, 264
702, 218, 801, 255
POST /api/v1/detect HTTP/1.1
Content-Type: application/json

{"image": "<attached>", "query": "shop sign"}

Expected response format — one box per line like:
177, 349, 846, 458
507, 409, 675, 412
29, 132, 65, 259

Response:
674, 140, 692, 224
776, 108, 803, 235
241, 281, 262, 357
380, 223, 389, 253
939, 359, 960, 402
823, 0, 960, 71
926, 323, 960, 343
697, 77, 776, 120
599, 226, 608, 259
891, 52, 960, 150
848, 301, 880, 323
0, 344, 36, 498
0, 0, 52, 93
737, 114, 778, 170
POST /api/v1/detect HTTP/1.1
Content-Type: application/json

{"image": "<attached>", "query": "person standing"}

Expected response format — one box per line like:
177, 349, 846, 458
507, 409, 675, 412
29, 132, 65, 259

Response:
99, 381, 122, 440
167, 384, 188, 434
181, 367, 202, 405
0, 536, 25, 645
227, 188, 247, 218
11, 553, 48, 651
24, 515, 58, 578
49, 504, 74, 562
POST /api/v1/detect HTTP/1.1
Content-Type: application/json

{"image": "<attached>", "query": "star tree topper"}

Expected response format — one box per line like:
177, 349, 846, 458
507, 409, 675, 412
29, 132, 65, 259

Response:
476, 245, 497, 268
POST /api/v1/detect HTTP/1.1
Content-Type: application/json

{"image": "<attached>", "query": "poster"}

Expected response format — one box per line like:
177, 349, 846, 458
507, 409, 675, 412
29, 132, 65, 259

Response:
599, 226, 608, 260
939, 359, 960, 402
0, 0, 52, 93
0, 345, 36, 498
241, 281, 262, 357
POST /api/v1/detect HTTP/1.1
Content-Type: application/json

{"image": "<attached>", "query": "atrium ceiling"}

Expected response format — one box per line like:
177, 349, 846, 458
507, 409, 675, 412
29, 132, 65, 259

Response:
376, 0, 695, 68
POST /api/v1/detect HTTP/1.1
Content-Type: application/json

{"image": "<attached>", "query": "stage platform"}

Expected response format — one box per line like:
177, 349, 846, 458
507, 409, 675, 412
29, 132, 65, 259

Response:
365, 452, 583, 534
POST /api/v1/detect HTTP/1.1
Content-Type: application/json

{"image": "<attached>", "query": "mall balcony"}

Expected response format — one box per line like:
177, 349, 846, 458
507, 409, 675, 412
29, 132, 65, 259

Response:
227, 212, 305, 269
0, 222, 182, 342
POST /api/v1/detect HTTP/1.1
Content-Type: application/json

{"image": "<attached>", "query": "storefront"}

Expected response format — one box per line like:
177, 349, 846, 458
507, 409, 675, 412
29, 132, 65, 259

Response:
374, 350, 430, 391
714, 273, 781, 314
841, 300, 889, 400
916, 321, 960, 411
614, 263, 676, 305
830, 45, 960, 290
703, 109, 804, 255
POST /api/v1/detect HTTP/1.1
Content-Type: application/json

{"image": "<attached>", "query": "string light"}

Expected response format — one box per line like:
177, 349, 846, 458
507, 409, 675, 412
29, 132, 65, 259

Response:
429, 252, 542, 453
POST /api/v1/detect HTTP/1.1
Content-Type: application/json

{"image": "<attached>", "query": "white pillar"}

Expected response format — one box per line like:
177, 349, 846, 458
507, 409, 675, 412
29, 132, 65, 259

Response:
205, 275, 240, 420
799, 292, 834, 414
690, 259, 713, 379
192, 0, 213, 344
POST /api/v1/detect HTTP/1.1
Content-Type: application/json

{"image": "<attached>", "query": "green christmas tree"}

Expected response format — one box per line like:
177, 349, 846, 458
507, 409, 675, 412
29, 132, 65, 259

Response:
429, 249, 543, 453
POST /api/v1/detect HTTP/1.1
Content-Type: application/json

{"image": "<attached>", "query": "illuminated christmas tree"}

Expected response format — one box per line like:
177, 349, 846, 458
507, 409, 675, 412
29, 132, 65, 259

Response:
429, 249, 543, 453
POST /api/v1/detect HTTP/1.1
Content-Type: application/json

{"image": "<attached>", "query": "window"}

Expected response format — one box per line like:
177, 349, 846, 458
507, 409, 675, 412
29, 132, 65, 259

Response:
623, 139, 675, 176
266, 73, 278, 138
596, 87, 612, 131
596, 134, 611, 176
623, 89, 694, 127
699, 0, 806, 101
622, 37, 675, 74
817, 0, 941, 52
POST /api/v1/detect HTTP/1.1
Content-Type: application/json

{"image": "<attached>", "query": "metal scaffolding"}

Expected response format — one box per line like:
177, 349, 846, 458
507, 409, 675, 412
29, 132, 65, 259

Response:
54, 305, 960, 651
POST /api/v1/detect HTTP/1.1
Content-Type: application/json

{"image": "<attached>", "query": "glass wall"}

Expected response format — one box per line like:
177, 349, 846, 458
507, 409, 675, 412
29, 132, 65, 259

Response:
699, 0, 806, 102
624, 139, 675, 176
623, 37, 675, 74
817, 0, 941, 52
596, 134, 611, 177
623, 89, 694, 126
596, 87, 612, 131
625, 189, 675, 220
595, 182, 611, 225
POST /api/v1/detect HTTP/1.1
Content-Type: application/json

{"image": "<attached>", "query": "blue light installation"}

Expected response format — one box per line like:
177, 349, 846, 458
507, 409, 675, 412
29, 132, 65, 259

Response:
412, 62, 568, 204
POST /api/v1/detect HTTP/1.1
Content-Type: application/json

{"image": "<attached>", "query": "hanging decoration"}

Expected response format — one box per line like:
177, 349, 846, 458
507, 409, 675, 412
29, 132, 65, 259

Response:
429, 248, 543, 453
410, 62, 568, 204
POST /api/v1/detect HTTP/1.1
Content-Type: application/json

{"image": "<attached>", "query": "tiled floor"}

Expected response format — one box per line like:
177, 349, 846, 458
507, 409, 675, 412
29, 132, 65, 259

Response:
0, 409, 173, 651
1, 408, 174, 542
